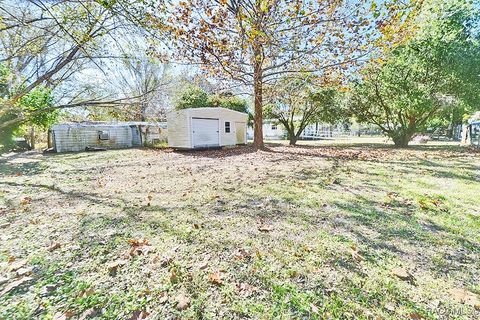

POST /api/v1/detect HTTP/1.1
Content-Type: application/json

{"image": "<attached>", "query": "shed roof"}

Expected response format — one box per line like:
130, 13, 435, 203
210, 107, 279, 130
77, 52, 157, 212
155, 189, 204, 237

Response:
168, 107, 248, 116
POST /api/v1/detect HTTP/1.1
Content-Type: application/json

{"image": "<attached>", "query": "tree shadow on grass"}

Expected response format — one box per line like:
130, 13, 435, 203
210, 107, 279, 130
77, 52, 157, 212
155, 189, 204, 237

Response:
0, 154, 46, 177
378, 158, 480, 183
327, 195, 480, 273
0, 180, 130, 209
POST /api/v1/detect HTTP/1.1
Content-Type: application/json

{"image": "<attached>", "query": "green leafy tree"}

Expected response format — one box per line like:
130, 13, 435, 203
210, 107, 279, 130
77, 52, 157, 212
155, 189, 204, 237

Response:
264, 78, 337, 145
349, 0, 480, 147
175, 86, 250, 118
175, 86, 211, 110
19, 88, 58, 129
0, 64, 58, 151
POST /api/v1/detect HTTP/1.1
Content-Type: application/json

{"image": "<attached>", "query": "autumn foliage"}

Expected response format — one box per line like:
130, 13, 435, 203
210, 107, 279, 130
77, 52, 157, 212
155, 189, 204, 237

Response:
150, 0, 391, 148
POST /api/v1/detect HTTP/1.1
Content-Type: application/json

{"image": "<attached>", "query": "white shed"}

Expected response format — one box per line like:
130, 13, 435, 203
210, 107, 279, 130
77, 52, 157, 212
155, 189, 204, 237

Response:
167, 107, 248, 149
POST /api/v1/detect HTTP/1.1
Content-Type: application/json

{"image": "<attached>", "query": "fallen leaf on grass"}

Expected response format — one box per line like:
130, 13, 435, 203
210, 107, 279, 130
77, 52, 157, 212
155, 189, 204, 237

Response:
130, 310, 150, 320
391, 267, 415, 284
409, 312, 426, 319
128, 238, 149, 246
0, 277, 33, 297
208, 271, 223, 285
158, 291, 168, 304
448, 288, 480, 310
197, 261, 209, 270
236, 282, 257, 297
8, 259, 27, 271
107, 259, 127, 275
234, 248, 251, 260
16, 267, 33, 277
350, 245, 364, 262
258, 224, 273, 232
127, 239, 155, 257
176, 294, 190, 310
47, 242, 61, 252
169, 268, 178, 283
79, 288, 95, 298
20, 197, 32, 205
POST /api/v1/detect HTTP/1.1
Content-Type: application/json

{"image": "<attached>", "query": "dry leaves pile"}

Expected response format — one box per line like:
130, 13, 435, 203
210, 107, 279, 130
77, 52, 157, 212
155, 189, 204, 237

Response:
127, 238, 155, 257
107, 238, 155, 275
208, 271, 223, 285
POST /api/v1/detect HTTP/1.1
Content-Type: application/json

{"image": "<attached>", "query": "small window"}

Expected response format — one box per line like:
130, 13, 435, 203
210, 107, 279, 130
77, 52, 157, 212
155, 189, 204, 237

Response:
271, 124, 277, 130
225, 121, 231, 133
98, 131, 110, 140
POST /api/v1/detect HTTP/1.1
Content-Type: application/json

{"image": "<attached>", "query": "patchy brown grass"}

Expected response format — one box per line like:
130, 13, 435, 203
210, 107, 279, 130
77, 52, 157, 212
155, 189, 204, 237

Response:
1, 141, 479, 319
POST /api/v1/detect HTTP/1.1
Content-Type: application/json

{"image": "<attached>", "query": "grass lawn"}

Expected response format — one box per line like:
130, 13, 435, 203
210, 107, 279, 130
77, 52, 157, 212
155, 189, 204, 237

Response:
1, 139, 479, 319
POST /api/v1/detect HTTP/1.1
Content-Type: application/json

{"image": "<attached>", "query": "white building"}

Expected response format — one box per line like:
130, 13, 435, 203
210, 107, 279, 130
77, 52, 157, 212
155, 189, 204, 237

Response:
247, 119, 286, 140
167, 107, 248, 149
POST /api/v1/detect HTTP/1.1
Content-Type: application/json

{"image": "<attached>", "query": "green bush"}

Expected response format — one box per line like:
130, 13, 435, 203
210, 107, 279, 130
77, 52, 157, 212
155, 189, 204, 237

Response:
175, 86, 252, 124
175, 86, 211, 110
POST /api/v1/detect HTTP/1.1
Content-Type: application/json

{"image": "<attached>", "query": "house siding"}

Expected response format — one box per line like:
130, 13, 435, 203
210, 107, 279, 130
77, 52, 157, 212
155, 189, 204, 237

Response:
50, 122, 165, 152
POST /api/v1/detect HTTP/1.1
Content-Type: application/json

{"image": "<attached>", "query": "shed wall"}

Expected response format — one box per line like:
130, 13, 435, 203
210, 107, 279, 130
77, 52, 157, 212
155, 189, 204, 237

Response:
168, 108, 248, 149
167, 110, 192, 148
219, 108, 247, 146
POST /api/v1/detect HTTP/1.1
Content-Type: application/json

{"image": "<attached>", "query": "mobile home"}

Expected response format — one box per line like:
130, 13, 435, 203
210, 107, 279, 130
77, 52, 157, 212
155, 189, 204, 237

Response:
49, 122, 166, 153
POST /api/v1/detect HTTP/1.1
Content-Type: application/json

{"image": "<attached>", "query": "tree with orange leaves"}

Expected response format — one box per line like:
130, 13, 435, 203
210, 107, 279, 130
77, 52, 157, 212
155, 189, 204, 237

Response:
151, 0, 391, 148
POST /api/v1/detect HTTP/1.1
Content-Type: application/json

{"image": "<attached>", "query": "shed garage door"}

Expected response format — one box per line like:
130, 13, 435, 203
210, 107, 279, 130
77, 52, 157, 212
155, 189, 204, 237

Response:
192, 118, 219, 148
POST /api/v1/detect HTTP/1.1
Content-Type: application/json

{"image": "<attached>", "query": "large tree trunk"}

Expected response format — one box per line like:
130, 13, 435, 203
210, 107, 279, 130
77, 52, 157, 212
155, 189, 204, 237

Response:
252, 30, 264, 149
392, 134, 412, 148
253, 69, 263, 149
289, 135, 298, 146
392, 129, 415, 147
392, 118, 417, 148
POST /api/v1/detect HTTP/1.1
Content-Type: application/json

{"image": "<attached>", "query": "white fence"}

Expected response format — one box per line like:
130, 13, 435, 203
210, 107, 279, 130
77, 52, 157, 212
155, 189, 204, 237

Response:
300, 128, 359, 139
